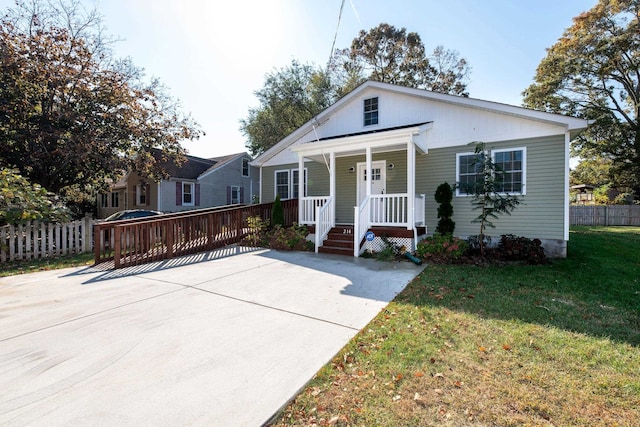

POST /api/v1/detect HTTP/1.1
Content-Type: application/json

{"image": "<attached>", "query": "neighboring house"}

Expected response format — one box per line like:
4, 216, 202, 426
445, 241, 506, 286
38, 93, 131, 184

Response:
251, 80, 590, 258
97, 151, 257, 218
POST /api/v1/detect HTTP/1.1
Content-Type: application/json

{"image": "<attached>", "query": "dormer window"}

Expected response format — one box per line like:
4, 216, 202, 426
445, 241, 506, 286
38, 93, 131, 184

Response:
363, 97, 378, 126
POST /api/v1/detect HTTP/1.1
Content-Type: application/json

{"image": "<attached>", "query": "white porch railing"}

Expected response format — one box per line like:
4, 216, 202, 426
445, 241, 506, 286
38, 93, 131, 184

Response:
314, 197, 334, 253
301, 196, 329, 225
353, 195, 371, 256
370, 193, 409, 226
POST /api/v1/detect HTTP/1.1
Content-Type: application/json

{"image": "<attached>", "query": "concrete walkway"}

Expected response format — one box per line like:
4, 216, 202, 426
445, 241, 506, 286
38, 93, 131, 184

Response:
0, 246, 424, 426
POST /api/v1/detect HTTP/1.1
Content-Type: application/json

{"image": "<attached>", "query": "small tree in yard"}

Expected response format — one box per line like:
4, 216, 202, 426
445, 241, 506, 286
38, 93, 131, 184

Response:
465, 142, 521, 257
434, 182, 455, 235
271, 195, 284, 227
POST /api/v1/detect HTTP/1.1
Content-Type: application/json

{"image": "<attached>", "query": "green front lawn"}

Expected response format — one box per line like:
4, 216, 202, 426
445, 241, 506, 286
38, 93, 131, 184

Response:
270, 226, 640, 426
0, 252, 94, 277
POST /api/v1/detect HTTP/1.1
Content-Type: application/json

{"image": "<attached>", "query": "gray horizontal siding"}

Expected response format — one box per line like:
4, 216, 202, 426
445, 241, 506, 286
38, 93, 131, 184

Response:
416, 136, 566, 240
261, 162, 329, 203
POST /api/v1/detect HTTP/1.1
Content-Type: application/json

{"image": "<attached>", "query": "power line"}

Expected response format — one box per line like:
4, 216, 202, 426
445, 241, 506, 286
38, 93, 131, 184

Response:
327, 0, 346, 69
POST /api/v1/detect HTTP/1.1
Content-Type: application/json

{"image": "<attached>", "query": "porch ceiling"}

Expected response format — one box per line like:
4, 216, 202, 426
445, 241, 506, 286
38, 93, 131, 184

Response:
291, 123, 432, 161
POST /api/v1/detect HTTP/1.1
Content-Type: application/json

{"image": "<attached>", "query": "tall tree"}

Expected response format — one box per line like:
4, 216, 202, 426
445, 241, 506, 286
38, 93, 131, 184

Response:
522, 0, 640, 200
0, 0, 203, 198
330, 23, 470, 96
240, 60, 336, 156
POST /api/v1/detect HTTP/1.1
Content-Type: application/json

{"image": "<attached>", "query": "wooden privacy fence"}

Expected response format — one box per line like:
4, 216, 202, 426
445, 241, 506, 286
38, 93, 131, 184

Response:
1, 217, 95, 263
570, 205, 640, 226
94, 199, 298, 269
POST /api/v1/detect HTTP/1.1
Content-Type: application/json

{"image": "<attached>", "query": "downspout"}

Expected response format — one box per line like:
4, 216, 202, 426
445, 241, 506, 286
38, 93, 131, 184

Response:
157, 181, 162, 212
564, 131, 570, 242
298, 154, 304, 223
259, 167, 263, 204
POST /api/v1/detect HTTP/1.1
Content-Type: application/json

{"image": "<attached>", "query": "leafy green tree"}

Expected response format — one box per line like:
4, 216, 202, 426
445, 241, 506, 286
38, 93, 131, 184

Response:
434, 182, 455, 235
242, 24, 471, 156
462, 142, 521, 257
331, 23, 470, 96
0, 0, 202, 200
240, 60, 336, 156
570, 156, 612, 188
0, 168, 69, 226
522, 0, 640, 200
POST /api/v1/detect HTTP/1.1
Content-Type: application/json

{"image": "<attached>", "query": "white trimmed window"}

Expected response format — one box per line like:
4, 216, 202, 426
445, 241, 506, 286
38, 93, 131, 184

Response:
100, 193, 108, 208
456, 152, 482, 196
242, 158, 250, 177
111, 192, 119, 208
230, 185, 241, 204
493, 148, 526, 195
274, 168, 307, 200
182, 182, 195, 206
136, 184, 147, 206
292, 168, 307, 199
456, 148, 526, 196
363, 96, 379, 126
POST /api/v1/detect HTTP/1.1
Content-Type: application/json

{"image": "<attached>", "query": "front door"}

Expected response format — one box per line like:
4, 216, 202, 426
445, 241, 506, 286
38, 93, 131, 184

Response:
357, 161, 386, 205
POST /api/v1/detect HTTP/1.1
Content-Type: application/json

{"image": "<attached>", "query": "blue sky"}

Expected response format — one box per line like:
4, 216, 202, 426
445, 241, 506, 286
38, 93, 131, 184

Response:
2, 0, 597, 158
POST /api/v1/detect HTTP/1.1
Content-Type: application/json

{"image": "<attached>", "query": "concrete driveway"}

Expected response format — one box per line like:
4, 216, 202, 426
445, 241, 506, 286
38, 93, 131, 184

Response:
0, 246, 424, 426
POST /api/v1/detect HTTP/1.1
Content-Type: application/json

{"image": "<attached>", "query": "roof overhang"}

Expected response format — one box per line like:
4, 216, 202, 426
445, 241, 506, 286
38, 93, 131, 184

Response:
290, 123, 432, 161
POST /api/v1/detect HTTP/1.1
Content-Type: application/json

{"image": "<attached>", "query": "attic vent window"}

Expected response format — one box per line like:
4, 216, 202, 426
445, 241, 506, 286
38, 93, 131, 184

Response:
363, 97, 378, 126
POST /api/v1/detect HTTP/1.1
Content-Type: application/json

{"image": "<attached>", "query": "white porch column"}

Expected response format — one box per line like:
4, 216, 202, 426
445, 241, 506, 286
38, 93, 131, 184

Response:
366, 146, 372, 197
330, 151, 336, 223
407, 139, 415, 229
298, 154, 304, 222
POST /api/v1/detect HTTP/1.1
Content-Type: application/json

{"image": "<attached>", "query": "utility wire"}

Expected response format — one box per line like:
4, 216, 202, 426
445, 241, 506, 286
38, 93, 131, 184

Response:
327, 0, 346, 69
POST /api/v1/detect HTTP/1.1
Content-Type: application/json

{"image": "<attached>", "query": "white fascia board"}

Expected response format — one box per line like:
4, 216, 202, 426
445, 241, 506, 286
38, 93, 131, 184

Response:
291, 125, 424, 157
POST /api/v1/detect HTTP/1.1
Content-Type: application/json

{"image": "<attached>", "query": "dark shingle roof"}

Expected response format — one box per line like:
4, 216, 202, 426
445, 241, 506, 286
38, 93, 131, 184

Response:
152, 150, 217, 180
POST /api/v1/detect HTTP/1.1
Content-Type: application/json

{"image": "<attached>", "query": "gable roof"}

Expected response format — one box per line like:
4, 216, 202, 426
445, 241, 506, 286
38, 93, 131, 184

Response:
252, 80, 590, 167
153, 150, 217, 180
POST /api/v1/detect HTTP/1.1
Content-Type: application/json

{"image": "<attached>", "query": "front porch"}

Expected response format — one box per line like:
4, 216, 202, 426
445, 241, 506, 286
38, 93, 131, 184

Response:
291, 123, 432, 256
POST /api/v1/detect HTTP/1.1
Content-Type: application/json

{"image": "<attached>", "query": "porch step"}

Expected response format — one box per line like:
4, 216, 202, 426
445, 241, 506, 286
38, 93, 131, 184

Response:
318, 226, 355, 256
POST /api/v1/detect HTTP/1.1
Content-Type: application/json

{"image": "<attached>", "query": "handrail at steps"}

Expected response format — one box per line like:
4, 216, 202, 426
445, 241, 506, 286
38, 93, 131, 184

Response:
353, 195, 371, 257
314, 197, 334, 253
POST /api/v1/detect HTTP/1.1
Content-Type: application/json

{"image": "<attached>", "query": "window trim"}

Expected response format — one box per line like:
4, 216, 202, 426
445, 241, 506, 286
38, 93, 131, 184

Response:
292, 168, 307, 199
455, 152, 480, 197
136, 184, 147, 206
182, 182, 195, 206
230, 185, 241, 204
492, 147, 527, 196
111, 191, 119, 208
242, 158, 250, 177
100, 193, 108, 208
363, 96, 379, 127
274, 168, 308, 200
455, 147, 527, 197
274, 169, 290, 200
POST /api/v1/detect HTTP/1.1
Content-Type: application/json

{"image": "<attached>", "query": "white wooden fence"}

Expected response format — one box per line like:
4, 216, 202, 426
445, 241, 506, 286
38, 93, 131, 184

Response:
0, 217, 95, 263
570, 205, 640, 226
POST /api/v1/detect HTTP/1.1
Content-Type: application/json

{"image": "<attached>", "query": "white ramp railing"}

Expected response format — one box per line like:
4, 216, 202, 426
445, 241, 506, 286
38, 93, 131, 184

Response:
314, 197, 334, 252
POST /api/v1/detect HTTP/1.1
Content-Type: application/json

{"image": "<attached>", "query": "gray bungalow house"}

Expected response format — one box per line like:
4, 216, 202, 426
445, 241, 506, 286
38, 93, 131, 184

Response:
251, 80, 590, 257
98, 151, 257, 218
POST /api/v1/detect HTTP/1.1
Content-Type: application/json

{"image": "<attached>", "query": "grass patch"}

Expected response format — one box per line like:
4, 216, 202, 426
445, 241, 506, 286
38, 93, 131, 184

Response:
0, 252, 94, 277
269, 227, 640, 426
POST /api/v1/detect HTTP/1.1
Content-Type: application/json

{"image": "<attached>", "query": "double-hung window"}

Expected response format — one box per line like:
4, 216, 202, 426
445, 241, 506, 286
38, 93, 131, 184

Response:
100, 194, 108, 208
493, 148, 526, 194
456, 147, 526, 196
242, 158, 250, 177
363, 97, 379, 126
274, 168, 307, 200
111, 192, 119, 208
182, 182, 194, 206
230, 185, 241, 204
136, 184, 147, 206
